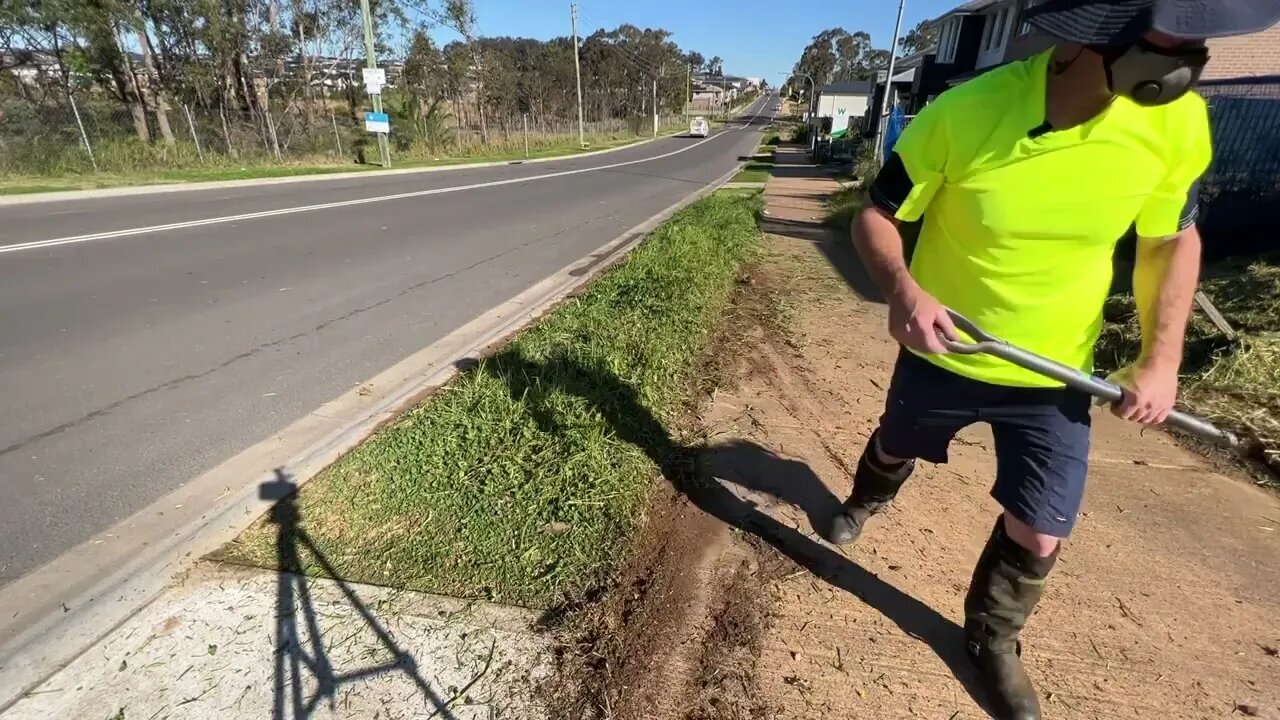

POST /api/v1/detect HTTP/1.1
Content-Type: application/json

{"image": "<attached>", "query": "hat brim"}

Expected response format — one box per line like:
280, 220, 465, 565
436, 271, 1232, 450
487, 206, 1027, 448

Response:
1026, 0, 1280, 45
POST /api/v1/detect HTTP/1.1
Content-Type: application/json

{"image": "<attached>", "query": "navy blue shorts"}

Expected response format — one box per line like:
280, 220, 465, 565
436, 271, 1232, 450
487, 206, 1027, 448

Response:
877, 351, 1092, 538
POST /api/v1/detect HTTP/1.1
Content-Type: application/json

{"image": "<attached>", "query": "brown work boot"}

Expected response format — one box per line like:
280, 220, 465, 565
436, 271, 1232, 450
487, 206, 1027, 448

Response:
963, 518, 1058, 720
824, 432, 915, 545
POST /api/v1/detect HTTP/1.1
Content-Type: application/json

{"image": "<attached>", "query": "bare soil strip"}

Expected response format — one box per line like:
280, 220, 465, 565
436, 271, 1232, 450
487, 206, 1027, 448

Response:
555, 147, 1280, 720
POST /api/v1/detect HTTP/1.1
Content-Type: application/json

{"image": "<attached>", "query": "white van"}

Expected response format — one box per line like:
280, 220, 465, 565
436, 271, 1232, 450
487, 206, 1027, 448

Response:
689, 116, 710, 138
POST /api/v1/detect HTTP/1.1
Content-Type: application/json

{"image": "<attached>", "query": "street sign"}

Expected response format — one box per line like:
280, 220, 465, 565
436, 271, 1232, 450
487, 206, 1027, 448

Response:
364, 111, 390, 134
362, 67, 386, 95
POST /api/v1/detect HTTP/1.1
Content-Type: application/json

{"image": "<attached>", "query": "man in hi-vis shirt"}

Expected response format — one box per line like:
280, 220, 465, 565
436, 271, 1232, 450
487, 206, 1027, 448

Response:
827, 2, 1280, 718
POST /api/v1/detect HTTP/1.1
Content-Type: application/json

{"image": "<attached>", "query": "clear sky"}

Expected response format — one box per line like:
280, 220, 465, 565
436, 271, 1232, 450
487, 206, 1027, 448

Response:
425, 0, 961, 80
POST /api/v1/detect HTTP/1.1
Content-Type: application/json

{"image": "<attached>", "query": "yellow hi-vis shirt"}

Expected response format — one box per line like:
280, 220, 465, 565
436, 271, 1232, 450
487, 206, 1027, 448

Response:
885, 49, 1212, 388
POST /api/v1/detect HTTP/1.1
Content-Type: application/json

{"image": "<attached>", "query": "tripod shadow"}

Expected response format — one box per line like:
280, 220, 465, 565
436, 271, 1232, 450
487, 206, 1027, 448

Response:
261, 470, 459, 720
461, 351, 991, 711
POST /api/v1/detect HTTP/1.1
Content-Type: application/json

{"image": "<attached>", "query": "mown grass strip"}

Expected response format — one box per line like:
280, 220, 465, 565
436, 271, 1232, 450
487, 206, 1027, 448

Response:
0, 129, 684, 196
218, 191, 762, 607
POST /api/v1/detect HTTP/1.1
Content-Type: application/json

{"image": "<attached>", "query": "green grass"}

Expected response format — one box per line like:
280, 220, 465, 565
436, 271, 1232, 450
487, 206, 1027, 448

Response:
217, 192, 762, 607
0, 129, 683, 195
824, 183, 865, 229
731, 145, 776, 183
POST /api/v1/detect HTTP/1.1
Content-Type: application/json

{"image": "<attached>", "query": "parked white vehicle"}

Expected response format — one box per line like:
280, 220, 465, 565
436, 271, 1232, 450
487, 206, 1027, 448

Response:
689, 116, 709, 138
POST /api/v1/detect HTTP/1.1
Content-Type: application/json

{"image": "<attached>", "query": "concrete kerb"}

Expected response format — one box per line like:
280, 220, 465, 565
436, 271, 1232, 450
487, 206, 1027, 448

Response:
0, 157, 752, 712
0, 128, 690, 207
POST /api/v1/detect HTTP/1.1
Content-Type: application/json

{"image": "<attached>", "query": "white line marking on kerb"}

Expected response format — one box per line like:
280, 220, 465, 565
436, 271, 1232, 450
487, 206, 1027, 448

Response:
2, 119, 761, 256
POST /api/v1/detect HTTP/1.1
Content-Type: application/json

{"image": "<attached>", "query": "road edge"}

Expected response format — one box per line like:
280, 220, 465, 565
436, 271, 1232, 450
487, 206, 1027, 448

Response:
0, 158, 753, 712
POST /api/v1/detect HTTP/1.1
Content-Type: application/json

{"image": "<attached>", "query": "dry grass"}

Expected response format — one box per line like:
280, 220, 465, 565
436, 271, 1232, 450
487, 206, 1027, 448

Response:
1096, 252, 1280, 480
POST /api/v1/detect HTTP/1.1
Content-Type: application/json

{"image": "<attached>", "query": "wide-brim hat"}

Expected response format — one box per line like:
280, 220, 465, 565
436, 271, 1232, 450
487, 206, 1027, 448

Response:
1025, 0, 1280, 45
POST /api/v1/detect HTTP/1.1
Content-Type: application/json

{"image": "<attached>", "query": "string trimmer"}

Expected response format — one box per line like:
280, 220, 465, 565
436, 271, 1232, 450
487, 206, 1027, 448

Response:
940, 309, 1241, 449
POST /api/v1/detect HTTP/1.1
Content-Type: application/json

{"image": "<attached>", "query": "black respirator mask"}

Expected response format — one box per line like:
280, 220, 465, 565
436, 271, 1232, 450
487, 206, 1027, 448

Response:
1090, 39, 1210, 106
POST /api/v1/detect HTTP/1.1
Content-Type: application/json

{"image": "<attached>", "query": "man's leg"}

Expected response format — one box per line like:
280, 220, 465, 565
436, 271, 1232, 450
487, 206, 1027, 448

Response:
964, 389, 1090, 720
825, 352, 975, 545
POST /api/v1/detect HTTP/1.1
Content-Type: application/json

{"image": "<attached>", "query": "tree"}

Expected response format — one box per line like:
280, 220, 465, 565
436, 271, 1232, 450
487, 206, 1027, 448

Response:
792, 27, 890, 87
898, 20, 939, 56
707, 55, 723, 76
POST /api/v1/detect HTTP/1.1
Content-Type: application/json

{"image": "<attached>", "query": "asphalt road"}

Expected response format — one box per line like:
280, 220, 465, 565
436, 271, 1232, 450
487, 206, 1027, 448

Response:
0, 93, 777, 586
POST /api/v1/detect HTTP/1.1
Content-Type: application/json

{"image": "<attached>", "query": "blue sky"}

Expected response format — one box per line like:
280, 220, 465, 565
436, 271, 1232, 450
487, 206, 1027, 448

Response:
426, 0, 960, 80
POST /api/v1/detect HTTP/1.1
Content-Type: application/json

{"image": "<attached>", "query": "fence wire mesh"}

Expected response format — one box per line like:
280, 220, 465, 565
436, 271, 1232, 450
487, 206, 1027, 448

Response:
1197, 76, 1280, 259
0, 79, 698, 180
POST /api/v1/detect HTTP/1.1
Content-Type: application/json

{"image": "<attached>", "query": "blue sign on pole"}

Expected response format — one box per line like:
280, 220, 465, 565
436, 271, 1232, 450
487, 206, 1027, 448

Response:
364, 111, 390, 134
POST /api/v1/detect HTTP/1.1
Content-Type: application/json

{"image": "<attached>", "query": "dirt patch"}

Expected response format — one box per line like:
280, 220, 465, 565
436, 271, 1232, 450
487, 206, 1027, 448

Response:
551, 151, 1280, 720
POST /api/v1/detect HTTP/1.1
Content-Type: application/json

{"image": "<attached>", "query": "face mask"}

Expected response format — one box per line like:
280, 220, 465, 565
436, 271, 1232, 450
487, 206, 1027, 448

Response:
1093, 39, 1210, 106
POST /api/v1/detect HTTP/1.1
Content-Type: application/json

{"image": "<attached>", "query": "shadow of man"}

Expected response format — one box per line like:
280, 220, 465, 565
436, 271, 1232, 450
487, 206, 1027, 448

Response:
261, 470, 459, 720
463, 350, 991, 711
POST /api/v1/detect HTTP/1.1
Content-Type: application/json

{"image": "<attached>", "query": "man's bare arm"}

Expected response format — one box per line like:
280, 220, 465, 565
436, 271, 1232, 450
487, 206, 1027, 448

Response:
1113, 226, 1202, 423
853, 205, 956, 353
852, 205, 915, 299
1134, 226, 1201, 369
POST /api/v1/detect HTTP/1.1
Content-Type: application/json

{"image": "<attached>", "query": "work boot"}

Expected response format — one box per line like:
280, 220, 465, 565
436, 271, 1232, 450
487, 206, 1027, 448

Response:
964, 517, 1059, 720
824, 432, 915, 545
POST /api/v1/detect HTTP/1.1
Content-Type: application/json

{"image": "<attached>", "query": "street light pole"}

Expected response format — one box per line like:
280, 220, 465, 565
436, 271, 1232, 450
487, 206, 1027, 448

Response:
570, 2, 586, 147
874, 0, 907, 165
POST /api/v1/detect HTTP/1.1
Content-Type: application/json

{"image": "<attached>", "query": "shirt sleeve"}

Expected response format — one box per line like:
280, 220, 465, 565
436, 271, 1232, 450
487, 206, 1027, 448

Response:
1136, 98, 1213, 238
867, 96, 953, 222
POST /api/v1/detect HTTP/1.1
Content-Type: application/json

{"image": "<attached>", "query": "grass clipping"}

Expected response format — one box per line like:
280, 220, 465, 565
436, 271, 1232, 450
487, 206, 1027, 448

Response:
220, 192, 762, 607
1097, 252, 1280, 475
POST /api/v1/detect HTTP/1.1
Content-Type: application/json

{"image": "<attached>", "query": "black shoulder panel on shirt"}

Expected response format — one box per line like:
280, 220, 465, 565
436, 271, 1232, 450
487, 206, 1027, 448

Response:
868, 152, 913, 213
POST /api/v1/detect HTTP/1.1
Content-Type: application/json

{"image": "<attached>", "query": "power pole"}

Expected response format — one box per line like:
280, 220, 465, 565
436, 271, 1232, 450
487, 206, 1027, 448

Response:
685, 63, 691, 124
874, 0, 907, 165
359, 0, 389, 167
652, 78, 658, 137
571, 2, 586, 147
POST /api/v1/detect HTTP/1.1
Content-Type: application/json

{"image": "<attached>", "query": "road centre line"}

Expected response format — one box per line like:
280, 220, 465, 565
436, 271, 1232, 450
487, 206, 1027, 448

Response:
1, 115, 760, 256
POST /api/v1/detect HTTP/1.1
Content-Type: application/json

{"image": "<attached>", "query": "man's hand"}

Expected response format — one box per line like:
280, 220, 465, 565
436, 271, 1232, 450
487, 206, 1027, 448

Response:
1107, 360, 1180, 425
888, 284, 958, 354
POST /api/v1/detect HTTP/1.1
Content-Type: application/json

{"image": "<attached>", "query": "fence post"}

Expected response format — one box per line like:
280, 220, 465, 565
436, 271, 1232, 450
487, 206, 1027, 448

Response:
67, 91, 98, 172
183, 104, 204, 161
330, 108, 344, 158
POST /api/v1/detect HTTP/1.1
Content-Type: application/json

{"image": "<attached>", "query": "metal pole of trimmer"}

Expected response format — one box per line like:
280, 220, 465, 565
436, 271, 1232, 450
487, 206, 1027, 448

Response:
939, 309, 1240, 449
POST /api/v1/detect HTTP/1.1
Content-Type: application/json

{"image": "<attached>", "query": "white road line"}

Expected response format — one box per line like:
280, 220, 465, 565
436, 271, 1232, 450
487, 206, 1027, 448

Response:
1, 114, 766, 256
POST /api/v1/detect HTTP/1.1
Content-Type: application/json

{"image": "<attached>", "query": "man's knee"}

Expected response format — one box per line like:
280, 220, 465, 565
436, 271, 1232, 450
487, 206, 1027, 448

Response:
1002, 512, 1062, 558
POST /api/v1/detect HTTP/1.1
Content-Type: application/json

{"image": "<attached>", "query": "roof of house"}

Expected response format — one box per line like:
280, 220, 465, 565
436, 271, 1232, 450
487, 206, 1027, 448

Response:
1201, 25, 1280, 81
817, 80, 874, 95
931, 0, 1000, 23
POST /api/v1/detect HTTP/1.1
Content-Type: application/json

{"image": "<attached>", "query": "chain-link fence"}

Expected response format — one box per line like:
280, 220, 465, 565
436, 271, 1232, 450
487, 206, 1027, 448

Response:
1198, 76, 1280, 261
0, 84, 690, 179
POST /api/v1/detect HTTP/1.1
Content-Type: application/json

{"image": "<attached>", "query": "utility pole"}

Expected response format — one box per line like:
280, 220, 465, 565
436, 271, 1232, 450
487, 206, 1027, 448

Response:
652, 78, 658, 137
359, 0, 389, 167
874, 0, 907, 165
571, 2, 586, 147
685, 63, 692, 124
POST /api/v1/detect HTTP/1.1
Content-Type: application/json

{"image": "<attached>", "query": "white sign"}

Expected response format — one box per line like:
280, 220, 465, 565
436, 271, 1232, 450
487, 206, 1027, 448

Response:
364, 111, 390, 134
362, 67, 386, 95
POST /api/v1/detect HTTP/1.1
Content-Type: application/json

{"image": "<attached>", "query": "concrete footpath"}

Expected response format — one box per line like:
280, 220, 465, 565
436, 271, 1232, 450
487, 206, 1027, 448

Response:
711, 145, 1280, 717
2, 562, 549, 719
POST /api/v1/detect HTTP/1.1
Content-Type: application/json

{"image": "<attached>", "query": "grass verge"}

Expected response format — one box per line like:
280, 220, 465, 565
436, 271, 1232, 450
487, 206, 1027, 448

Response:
732, 144, 776, 184
1097, 252, 1280, 480
217, 191, 762, 607
0, 129, 683, 195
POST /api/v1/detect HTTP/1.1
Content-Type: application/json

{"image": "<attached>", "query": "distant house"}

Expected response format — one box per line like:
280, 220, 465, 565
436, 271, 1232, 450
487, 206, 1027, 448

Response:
812, 80, 874, 139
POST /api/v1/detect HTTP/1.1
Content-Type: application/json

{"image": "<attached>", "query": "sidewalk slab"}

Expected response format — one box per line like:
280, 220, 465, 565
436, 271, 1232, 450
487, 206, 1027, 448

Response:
2, 564, 549, 720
